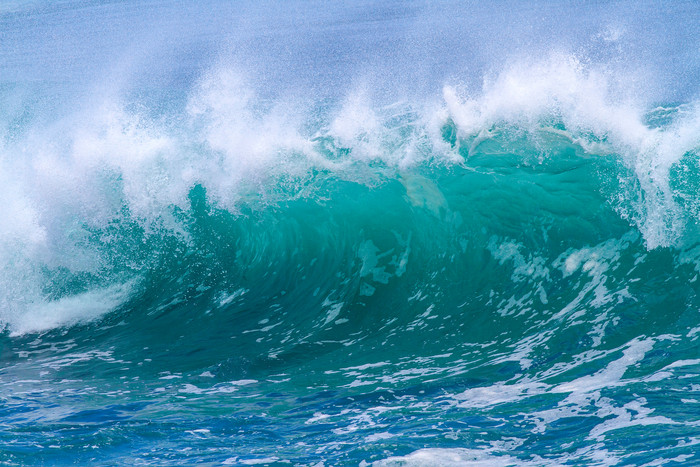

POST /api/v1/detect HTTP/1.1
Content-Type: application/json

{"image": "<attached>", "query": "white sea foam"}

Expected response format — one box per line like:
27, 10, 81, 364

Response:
372, 447, 530, 466
5, 281, 134, 336
5, 57, 699, 244
443, 53, 700, 248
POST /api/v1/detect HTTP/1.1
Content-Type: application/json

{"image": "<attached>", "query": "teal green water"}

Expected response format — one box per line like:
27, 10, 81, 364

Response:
2, 1, 700, 465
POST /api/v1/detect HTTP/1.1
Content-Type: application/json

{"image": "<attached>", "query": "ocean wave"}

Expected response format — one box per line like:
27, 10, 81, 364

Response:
1, 55, 699, 335
3, 1, 700, 464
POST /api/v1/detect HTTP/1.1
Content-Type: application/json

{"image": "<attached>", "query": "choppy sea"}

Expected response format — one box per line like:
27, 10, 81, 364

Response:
2, 1, 700, 465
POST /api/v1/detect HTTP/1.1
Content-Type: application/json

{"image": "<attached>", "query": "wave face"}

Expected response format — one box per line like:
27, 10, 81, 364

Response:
2, 1, 700, 465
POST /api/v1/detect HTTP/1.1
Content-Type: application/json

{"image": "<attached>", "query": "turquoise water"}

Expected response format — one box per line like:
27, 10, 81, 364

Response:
2, 1, 700, 465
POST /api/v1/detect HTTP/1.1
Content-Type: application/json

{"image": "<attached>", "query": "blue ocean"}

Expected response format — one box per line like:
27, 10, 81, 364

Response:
2, 1, 700, 465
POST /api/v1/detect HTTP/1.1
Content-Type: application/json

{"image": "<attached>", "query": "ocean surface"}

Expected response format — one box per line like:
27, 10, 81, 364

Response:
1, 1, 700, 465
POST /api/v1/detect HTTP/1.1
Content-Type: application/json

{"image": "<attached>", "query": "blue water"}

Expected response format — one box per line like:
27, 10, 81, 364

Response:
2, 1, 700, 465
